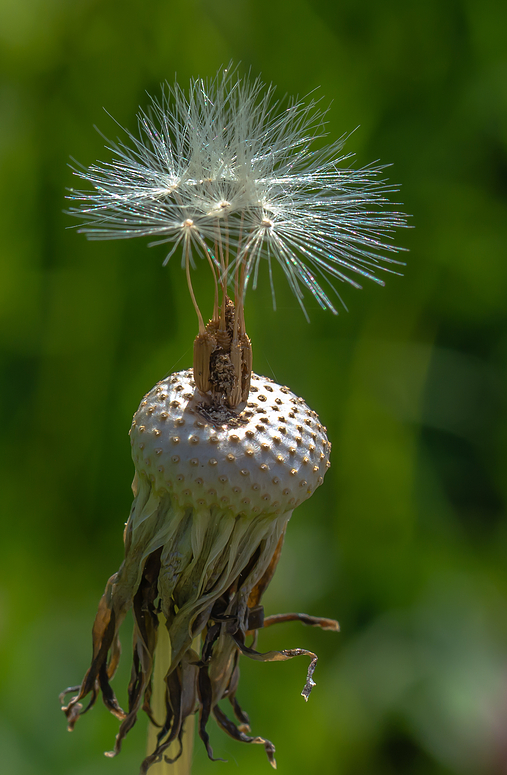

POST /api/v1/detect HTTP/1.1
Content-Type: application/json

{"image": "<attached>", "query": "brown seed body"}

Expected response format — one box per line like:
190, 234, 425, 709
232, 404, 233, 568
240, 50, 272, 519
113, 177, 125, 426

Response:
193, 331, 217, 392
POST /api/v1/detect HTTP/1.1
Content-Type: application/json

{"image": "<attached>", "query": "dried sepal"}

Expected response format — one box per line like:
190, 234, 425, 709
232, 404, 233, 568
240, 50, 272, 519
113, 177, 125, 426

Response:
61, 497, 338, 771
263, 612, 340, 632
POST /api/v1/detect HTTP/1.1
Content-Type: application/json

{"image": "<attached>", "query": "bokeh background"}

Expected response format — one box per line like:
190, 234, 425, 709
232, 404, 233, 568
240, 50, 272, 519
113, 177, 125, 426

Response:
1, 1, 506, 773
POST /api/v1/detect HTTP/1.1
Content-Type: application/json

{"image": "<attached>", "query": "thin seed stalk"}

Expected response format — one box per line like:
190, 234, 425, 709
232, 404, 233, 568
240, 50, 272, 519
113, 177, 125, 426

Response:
147, 617, 195, 775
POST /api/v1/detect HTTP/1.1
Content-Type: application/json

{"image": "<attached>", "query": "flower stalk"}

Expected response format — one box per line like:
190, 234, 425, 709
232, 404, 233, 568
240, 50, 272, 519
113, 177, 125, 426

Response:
146, 620, 195, 775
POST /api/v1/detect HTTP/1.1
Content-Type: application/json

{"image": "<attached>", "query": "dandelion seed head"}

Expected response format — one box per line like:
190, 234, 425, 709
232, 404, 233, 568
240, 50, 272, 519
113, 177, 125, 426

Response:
68, 66, 410, 314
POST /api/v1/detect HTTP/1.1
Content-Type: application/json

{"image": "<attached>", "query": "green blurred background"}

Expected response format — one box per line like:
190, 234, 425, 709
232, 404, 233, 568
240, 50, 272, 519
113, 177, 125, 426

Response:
1, 1, 506, 773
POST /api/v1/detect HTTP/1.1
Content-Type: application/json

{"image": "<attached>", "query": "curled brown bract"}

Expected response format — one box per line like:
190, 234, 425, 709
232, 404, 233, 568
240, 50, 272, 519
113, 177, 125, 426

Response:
61, 498, 339, 772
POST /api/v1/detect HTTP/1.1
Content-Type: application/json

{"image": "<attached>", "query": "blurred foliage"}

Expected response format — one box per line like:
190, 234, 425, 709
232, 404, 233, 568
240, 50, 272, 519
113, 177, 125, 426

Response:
0, 1, 506, 774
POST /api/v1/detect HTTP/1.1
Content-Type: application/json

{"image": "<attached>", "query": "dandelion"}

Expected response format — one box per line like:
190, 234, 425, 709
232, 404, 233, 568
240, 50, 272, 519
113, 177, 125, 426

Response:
61, 67, 408, 774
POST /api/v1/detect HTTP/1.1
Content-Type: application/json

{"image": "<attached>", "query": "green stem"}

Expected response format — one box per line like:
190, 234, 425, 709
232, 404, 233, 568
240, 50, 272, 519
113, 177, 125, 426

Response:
147, 617, 195, 775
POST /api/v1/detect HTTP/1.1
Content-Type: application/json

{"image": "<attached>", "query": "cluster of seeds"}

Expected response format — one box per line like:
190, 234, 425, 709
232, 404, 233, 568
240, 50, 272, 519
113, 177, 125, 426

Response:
130, 369, 331, 517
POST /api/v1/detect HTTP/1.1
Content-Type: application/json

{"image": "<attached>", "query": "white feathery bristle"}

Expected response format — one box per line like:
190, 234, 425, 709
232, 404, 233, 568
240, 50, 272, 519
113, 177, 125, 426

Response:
68, 67, 409, 316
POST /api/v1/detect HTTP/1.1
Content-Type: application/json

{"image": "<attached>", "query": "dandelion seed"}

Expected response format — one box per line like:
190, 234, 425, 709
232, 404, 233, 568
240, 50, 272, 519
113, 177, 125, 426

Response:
68, 66, 409, 316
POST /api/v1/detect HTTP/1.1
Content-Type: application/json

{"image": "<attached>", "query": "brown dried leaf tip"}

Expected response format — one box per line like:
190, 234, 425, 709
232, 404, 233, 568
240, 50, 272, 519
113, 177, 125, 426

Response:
60, 370, 338, 772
